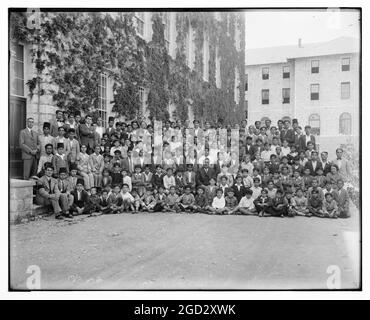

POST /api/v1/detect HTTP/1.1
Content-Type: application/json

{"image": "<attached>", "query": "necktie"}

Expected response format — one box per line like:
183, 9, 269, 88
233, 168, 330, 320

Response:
48, 179, 52, 194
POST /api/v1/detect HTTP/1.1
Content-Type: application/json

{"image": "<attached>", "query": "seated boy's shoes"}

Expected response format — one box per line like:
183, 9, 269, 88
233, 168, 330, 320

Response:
55, 212, 63, 219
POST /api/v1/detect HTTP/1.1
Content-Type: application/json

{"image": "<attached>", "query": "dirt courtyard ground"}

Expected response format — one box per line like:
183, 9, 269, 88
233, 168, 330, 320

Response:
10, 205, 360, 290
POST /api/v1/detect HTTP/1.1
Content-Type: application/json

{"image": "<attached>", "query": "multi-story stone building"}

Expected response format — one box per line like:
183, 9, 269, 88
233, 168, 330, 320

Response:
9, 11, 245, 177
245, 37, 360, 157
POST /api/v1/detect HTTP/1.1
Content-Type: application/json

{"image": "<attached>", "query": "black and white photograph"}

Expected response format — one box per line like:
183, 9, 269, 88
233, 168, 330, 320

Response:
7, 4, 362, 293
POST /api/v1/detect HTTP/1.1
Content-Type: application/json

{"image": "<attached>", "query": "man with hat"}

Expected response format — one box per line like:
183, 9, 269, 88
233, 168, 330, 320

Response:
56, 167, 74, 217
52, 142, 69, 177
79, 114, 96, 154
38, 122, 54, 157
36, 163, 64, 219
37, 143, 54, 175
70, 178, 91, 216
19, 117, 39, 180
51, 110, 65, 137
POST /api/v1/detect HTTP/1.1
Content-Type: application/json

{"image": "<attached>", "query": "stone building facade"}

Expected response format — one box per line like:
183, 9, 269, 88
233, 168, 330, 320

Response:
245, 37, 360, 158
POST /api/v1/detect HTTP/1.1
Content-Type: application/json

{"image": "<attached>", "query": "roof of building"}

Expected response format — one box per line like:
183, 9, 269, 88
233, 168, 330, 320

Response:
245, 37, 360, 66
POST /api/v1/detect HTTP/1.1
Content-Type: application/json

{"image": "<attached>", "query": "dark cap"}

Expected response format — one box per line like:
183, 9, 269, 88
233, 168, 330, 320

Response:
76, 178, 84, 186
43, 122, 51, 129
57, 143, 64, 149
59, 167, 67, 174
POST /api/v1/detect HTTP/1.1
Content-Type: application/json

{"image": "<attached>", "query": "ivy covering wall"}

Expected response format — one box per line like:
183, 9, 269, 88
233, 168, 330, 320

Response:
9, 11, 245, 124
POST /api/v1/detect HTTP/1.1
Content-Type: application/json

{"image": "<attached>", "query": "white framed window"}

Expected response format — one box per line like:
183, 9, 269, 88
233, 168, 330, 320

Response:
342, 57, 350, 71
341, 82, 350, 99
261, 89, 269, 104
282, 88, 290, 104
311, 59, 319, 73
262, 67, 269, 80
234, 68, 240, 104
339, 112, 351, 135
203, 34, 209, 81
98, 74, 108, 126
10, 43, 24, 97
283, 66, 290, 79
135, 12, 145, 38
163, 12, 171, 52
310, 83, 320, 100
215, 47, 221, 88
309, 114, 320, 135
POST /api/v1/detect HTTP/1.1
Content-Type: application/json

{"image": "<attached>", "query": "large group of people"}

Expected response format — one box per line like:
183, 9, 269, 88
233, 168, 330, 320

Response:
19, 109, 352, 220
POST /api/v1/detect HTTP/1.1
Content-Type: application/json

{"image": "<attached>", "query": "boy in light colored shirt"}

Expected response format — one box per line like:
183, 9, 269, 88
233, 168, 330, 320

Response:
250, 177, 262, 200
208, 188, 227, 215
231, 188, 256, 215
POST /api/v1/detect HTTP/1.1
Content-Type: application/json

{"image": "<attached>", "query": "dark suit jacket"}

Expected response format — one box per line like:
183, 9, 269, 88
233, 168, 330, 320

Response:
232, 184, 247, 202
19, 128, 39, 160
245, 144, 257, 159
152, 173, 164, 188
304, 160, 323, 176
71, 189, 90, 209
280, 128, 295, 145
182, 171, 196, 188
322, 161, 332, 176
196, 167, 217, 186
79, 124, 96, 149
298, 134, 316, 152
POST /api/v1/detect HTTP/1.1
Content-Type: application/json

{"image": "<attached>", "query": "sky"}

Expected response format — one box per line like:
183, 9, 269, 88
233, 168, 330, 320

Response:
245, 9, 360, 49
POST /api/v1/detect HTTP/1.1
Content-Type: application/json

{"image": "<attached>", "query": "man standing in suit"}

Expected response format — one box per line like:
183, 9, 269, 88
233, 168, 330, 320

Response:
332, 148, 351, 180
299, 125, 316, 152
196, 158, 216, 187
245, 136, 257, 160
320, 151, 332, 176
106, 116, 116, 138
79, 115, 96, 154
280, 120, 295, 146
19, 117, 39, 180
304, 151, 323, 176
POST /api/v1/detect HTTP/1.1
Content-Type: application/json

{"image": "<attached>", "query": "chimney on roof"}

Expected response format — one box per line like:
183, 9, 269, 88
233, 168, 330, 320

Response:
298, 38, 303, 48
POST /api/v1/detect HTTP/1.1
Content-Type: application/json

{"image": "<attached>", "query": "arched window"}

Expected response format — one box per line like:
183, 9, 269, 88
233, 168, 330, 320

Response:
339, 112, 351, 135
309, 114, 320, 135
261, 117, 270, 126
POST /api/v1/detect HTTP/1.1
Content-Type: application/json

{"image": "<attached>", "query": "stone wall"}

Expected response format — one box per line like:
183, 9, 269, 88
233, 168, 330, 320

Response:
10, 179, 35, 223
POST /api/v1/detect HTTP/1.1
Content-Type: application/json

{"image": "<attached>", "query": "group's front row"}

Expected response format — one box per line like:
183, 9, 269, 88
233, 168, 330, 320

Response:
36, 162, 349, 220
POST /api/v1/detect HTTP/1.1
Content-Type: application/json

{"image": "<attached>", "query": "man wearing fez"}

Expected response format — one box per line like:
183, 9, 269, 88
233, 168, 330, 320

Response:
106, 116, 116, 138
19, 117, 39, 180
51, 110, 65, 137
70, 178, 91, 216
36, 163, 64, 219
79, 114, 96, 154
38, 122, 54, 157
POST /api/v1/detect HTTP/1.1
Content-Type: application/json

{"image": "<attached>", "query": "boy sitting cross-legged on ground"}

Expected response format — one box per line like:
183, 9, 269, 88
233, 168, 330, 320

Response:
99, 189, 111, 214
269, 189, 288, 218
88, 187, 102, 216
120, 183, 135, 213
322, 192, 339, 218
292, 188, 309, 216
224, 188, 239, 215
208, 188, 227, 215
164, 186, 180, 213
153, 186, 167, 212
307, 189, 324, 217
193, 186, 208, 213
231, 188, 256, 215
253, 188, 271, 217
107, 184, 124, 214
177, 185, 196, 213
70, 179, 91, 216
140, 188, 157, 212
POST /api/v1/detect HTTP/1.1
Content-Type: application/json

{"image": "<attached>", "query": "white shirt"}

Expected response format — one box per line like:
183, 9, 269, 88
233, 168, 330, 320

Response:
95, 126, 104, 138
238, 196, 255, 210
251, 187, 262, 200
212, 196, 225, 209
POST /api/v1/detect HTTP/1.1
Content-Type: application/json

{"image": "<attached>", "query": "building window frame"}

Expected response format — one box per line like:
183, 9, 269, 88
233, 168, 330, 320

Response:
98, 73, 108, 127
135, 12, 145, 38
341, 81, 350, 99
282, 88, 290, 104
311, 59, 320, 73
261, 89, 269, 105
309, 113, 320, 135
262, 67, 269, 80
342, 57, 350, 71
282, 66, 290, 79
339, 112, 352, 135
310, 83, 320, 100
10, 42, 25, 97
